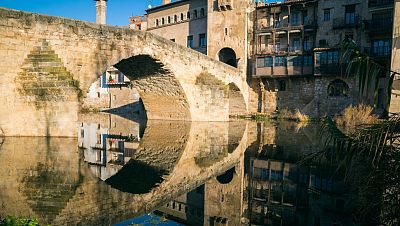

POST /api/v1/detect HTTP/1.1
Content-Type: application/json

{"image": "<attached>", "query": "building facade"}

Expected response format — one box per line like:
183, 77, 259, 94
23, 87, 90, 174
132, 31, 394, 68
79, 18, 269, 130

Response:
129, 0, 396, 116
251, 0, 394, 116
140, 0, 250, 75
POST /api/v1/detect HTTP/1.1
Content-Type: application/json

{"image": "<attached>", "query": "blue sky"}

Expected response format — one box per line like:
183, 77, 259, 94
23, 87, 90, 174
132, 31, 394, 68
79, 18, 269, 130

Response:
0, 0, 163, 26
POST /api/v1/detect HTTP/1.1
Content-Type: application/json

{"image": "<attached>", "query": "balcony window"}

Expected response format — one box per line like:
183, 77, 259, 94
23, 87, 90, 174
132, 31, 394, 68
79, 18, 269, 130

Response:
303, 37, 313, 51
291, 12, 300, 26
257, 57, 273, 68
291, 56, 302, 66
275, 56, 286, 67
302, 10, 309, 25
187, 35, 193, 48
292, 38, 301, 52
324, 9, 331, 21
273, 14, 281, 28
199, 33, 207, 47
345, 5, 356, 25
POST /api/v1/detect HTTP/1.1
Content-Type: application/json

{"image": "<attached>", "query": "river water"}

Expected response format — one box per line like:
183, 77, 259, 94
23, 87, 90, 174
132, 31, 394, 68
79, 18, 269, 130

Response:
0, 113, 356, 226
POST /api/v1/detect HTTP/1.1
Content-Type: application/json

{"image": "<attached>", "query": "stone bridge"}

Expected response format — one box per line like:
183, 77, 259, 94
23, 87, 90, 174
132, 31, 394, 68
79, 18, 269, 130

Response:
0, 7, 249, 136
0, 119, 255, 225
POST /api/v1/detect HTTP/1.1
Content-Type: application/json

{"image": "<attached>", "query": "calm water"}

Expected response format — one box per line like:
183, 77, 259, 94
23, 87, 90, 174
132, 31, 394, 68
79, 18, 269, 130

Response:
0, 113, 356, 226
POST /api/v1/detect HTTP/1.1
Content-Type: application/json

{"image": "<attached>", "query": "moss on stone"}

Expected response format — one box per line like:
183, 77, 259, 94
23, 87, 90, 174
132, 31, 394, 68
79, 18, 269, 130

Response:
16, 41, 83, 107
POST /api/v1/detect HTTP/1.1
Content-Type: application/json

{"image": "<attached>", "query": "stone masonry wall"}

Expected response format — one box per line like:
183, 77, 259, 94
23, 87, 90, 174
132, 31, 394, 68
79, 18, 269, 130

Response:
0, 7, 248, 136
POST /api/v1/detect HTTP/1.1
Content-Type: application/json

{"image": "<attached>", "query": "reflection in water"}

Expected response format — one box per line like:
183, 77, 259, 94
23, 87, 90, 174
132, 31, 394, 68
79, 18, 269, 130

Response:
0, 114, 355, 225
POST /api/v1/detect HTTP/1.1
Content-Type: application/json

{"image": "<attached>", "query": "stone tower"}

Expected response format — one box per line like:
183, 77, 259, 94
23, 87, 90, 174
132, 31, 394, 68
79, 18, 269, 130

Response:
95, 0, 107, 24
206, 0, 250, 75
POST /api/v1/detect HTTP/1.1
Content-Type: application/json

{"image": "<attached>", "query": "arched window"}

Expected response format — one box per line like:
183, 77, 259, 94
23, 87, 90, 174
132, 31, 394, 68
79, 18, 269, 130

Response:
168, 16, 171, 24
181, 13, 184, 20
162, 18, 165, 25
327, 79, 349, 97
187, 11, 191, 20
200, 8, 205, 17
174, 15, 177, 22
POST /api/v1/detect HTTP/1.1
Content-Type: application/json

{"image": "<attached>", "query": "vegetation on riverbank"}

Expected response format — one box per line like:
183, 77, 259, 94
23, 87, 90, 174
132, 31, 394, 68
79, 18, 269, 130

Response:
231, 108, 310, 122
0, 216, 43, 226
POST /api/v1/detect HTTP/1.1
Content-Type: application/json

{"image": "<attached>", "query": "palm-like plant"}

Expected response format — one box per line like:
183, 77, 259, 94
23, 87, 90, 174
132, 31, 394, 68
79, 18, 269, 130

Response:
315, 40, 400, 225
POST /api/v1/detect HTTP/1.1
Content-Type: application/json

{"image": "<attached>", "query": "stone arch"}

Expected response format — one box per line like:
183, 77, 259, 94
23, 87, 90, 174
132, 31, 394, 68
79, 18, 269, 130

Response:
218, 48, 237, 68
85, 54, 191, 121
216, 167, 236, 184
228, 83, 247, 116
327, 79, 349, 97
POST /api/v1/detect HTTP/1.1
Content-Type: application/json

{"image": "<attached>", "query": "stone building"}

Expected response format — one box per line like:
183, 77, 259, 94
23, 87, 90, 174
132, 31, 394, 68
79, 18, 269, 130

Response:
136, 0, 250, 75
129, 15, 147, 31
128, 0, 396, 117
82, 66, 143, 116
251, 0, 394, 116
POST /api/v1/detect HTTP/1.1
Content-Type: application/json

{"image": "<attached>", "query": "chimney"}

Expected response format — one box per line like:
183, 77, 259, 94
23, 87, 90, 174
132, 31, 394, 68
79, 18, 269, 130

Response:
162, 0, 171, 5
95, 0, 107, 24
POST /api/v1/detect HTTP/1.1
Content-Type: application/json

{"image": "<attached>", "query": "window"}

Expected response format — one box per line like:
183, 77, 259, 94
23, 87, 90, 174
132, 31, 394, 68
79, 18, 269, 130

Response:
345, 5, 356, 25
257, 57, 273, 67
291, 56, 302, 66
155, 19, 159, 26
187, 11, 191, 20
324, 9, 330, 21
174, 15, 177, 22
168, 16, 171, 24
318, 39, 327, 47
302, 10, 309, 25
200, 8, 205, 17
170, 38, 175, 42
274, 14, 281, 28
180, 13, 184, 20
162, 18, 165, 25
291, 12, 300, 26
80, 129, 84, 138
194, 10, 198, 18
303, 36, 312, 51
292, 38, 300, 51
372, 39, 391, 56
199, 33, 206, 47
187, 35, 193, 48
316, 50, 339, 65
327, 79, 349, 97
275, 56, 286, 66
